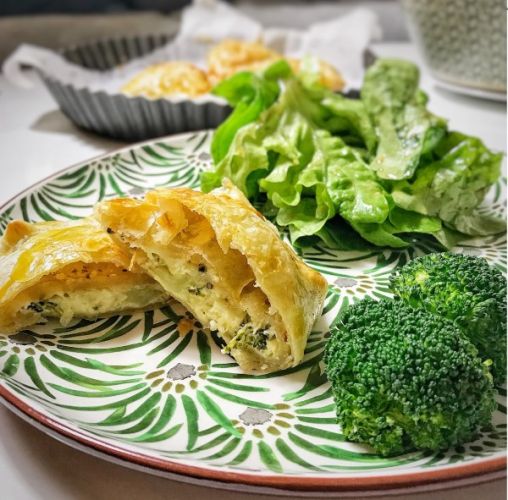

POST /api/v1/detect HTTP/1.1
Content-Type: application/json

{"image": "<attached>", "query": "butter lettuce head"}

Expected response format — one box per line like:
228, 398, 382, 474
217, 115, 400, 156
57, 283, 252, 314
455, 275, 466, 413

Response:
201, 59, 504, 250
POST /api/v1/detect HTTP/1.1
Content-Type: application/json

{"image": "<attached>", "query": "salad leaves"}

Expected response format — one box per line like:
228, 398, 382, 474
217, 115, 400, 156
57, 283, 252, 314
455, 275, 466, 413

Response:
391, 132, 504, 235
361, 59, 447, 181
209, 62, 284, 164
201, 58, 504, 249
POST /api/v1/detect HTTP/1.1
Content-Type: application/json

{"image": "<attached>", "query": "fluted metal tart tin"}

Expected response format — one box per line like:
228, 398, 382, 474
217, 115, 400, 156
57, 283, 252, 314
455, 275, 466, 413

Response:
36, 34, 231, 141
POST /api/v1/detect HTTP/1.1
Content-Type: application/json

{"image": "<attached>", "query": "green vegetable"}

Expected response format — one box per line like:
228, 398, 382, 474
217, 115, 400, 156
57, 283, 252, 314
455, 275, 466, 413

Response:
390, 132, 504, 236
390, 252, 507, 384
320, 94, 377, 153
204, 70, 414, 247
209, 61, 287, 164
224, 321, 272, 353
361, 59, 447, 180
201, 117, 271, 197
27, 301, 58, 315
206, 76, 405, 245
202, 58, 504, 249
324, 297, 496, 456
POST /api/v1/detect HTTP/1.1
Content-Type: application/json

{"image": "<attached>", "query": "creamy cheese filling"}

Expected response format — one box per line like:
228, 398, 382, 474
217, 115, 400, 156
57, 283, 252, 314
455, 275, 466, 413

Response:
19, 283, 168, 326
2, 262, 168, 331
127, 222, 292, 372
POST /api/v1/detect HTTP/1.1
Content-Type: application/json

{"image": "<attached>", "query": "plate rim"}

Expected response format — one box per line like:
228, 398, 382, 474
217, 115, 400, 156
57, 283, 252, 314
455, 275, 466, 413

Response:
433, 77, 507, 102
1, 387, 505, 494
0, 131, 505, 493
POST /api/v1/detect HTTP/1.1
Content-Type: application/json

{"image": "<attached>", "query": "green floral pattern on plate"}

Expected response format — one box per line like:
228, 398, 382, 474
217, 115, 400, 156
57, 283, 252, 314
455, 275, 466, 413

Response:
0, 131, 505, 477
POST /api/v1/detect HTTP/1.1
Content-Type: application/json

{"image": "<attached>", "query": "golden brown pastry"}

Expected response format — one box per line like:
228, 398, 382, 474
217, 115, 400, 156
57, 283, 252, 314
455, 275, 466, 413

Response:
207, 39, 282, 85
94, 181, 328, 373
207, 39, 344, 91
0, 218, 168, 332
121, 61, 211, 98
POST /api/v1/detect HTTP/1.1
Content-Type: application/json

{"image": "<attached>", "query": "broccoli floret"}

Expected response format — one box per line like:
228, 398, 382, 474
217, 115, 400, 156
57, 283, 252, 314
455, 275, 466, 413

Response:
390, 253, 507, 384
324, 298, 496, 457
224, 321, 273, 353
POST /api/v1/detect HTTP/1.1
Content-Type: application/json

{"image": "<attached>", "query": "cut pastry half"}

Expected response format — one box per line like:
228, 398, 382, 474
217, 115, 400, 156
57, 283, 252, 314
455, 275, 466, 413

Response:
94, 181, 328, 373
0, 218, 169, 332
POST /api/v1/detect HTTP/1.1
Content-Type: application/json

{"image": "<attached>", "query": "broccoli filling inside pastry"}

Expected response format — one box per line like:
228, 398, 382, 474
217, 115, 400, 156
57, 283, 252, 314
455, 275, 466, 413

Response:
112, 209, 291, 372
225, 317, 274, 352
7, 262, 167, 330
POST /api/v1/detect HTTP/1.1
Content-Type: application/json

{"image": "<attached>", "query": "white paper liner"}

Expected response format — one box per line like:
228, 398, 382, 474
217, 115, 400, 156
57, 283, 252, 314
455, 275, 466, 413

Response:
3, 0, 381, 97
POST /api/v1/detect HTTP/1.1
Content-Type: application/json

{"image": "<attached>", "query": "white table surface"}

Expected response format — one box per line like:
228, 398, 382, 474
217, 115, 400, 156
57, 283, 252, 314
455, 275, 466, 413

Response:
0, 42, 506, 500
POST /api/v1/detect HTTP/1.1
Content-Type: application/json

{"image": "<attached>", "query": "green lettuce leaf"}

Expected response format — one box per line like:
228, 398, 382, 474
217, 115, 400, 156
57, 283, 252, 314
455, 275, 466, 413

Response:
320, 94, 377, 153
248, 78, 392, 241
210, 60, 290, 164
390, 131, 503, 235
350, 222, 408, 248
362, 58, 447, 180
296, 217, 374, 251
388, 207, 442, 233
201, 121, 270, 197
256, 79, 336, 239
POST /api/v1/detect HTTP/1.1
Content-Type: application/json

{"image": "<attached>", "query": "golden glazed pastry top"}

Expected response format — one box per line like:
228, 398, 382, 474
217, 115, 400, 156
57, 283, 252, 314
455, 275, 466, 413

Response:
121, 61, 212, 98
0, 218, 166, 332
0, 218, 135, 304
207, 39, 282, 84
208, 39, 344, 90
122, 39, 345, 98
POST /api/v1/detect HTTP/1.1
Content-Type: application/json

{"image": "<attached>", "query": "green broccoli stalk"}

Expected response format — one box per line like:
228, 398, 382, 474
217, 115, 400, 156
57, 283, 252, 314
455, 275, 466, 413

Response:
390, 253, 507, 384
324, 298, 496, 457
224, 319, 273, 354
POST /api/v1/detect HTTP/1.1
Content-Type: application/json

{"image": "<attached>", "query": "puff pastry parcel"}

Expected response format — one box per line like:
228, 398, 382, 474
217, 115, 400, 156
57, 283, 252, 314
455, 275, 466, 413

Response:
0, 218, 168, 332
94, 182, 327, 373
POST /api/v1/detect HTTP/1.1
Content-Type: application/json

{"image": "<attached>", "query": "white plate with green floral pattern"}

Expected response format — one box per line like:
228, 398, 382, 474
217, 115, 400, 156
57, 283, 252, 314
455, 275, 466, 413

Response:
0, 131, 505, 496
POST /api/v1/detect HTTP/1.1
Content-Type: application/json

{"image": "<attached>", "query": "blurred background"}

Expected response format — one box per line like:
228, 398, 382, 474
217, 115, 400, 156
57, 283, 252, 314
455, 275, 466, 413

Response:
0, 0, 409, 62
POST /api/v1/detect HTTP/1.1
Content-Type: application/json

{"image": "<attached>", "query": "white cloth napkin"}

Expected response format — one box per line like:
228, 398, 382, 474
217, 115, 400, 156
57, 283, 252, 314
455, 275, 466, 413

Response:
2, 0, 381, 96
